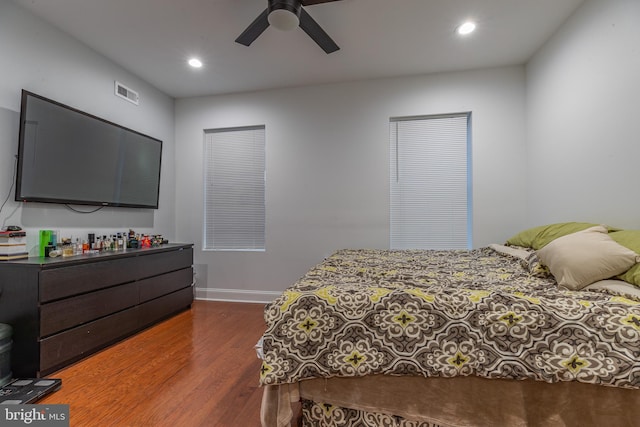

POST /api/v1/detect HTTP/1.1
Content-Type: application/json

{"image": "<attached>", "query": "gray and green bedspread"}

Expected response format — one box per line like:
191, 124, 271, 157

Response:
259, 248, 640, 389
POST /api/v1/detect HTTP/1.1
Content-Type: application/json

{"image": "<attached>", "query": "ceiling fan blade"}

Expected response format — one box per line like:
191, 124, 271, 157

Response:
301, 0, 342, 5
235, 8, 270, 46
299, 8, 340, 54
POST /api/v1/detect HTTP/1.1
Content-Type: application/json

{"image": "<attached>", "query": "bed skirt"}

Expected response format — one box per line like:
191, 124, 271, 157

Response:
262, 375, 639, 427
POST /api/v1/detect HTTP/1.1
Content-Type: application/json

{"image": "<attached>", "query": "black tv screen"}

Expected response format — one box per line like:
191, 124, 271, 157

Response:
15, 90, 162, 209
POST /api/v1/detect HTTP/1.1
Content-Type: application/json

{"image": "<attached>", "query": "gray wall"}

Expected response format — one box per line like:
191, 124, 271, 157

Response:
526, 0, 640, 228
175, 67, 528, 300
0, 1, 175, 253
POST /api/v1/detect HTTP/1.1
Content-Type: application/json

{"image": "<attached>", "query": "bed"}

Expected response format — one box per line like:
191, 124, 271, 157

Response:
258, 224, 640, 426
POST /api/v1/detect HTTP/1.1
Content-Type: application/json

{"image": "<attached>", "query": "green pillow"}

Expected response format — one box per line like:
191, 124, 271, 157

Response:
609, 230, 640, 287
609, 230, 640, 252
506, 222, 601, 250
505, 224, 549, 248
617, 265, 640, 288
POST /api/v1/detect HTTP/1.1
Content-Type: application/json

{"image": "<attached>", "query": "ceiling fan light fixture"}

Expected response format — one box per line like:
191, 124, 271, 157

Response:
269, 9, 300, 31
268, 0, 302, 31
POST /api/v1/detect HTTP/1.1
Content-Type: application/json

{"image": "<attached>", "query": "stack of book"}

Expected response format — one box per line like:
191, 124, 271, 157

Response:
0, 230, 28, 261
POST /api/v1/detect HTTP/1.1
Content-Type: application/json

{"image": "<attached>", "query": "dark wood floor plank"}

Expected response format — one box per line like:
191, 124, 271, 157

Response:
39, 300, 266, 427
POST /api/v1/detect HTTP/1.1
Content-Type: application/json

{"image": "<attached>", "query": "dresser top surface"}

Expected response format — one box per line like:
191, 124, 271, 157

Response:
0, 243, 193, 269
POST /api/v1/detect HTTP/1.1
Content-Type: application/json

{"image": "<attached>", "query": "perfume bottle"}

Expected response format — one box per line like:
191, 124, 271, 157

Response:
141, 235, 152, 248
62, 239, 74, 257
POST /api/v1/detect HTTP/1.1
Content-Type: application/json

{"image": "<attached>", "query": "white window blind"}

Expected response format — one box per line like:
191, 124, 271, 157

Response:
390, 114, 471, 250
204, 126, 265, 251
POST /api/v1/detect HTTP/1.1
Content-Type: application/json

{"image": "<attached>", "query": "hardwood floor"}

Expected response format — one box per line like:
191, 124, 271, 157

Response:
39, 300, 267, 427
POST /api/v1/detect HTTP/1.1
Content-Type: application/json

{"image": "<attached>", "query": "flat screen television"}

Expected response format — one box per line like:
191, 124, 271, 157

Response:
15, 90, 162, 209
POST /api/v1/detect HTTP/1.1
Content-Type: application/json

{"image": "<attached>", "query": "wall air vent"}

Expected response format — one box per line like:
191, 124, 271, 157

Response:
114, 81, 139, 105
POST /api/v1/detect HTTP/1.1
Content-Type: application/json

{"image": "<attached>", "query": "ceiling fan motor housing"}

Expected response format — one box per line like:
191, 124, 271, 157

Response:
268, 0, 302, 16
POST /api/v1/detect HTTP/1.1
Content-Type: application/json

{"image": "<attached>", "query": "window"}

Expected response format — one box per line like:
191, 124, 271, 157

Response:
204, 126, 265, 251
390, 113, 471, 250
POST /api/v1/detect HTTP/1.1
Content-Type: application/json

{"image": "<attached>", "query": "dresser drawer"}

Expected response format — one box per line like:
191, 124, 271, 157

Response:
139, 267, 193, 303
40, 282, 139, 337
138, 287, 193, 329
39, 256, 142, 302
40, 307, 140, 375
134, 248, 193, 278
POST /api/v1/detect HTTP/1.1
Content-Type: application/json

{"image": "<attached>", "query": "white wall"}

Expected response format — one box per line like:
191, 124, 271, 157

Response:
175, 66, 528, 300
526, 0, 640, 228
0, 1, 175, 252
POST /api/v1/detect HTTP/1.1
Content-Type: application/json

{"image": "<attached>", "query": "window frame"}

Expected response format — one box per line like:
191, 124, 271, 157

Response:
202, 125, 266, 252
389, 112, 472, 250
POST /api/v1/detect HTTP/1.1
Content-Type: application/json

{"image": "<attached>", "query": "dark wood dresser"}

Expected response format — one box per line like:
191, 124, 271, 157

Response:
0, 243, 194, 377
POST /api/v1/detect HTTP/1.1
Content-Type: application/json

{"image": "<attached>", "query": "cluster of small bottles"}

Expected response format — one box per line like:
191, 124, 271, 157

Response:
46, 230, 166, 258
84, 232, 130, 254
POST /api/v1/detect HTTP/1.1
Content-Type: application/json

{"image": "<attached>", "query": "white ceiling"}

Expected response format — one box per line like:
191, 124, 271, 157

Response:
12, 0, 584, 99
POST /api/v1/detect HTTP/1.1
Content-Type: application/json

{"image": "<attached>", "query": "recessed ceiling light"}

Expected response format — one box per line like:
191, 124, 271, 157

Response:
457, 21, 476, 36
188, 58, 203, 68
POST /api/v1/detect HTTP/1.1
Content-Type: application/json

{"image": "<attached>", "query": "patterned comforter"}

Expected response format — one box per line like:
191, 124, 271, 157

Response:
259, 248, 640, 389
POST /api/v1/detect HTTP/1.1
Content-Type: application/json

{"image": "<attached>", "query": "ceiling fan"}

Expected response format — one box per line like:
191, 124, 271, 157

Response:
235, 0, 342, 54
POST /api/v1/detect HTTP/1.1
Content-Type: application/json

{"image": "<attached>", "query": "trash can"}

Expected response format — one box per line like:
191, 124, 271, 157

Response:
0, 324, 12, 387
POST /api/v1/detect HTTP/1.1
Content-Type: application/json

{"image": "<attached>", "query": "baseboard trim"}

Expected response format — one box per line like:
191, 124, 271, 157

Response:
194, 287, 281, 304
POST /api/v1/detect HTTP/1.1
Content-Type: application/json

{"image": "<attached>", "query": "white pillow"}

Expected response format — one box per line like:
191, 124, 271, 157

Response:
584, 279, 640, 299
489, 243, 531, 261
536, 225, 640, 290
